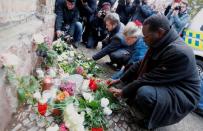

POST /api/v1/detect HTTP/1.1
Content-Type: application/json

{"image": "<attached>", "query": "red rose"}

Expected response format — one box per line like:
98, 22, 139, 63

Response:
105, 80, 111, 86
91, 128, 103, 131
89, 78, 98, 91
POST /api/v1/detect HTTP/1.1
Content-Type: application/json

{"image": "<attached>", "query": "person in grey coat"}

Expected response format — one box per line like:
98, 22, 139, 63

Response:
166, 0, 190, 34
108, 14, 200, 129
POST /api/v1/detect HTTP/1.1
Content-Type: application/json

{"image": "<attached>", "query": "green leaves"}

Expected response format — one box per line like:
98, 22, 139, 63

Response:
44, 50, 58, 67
17, 88, 26, 103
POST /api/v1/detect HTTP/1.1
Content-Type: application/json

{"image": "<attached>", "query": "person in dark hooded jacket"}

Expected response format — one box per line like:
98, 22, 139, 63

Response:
76, 0, 97, 43
108, 14, 200, 129
55, 0, 82, 48
97, 0, 116, 10
116, 0, 133, 24
130, 0, 155, 23
85, 2, 111, 48
92, 12, 129, 69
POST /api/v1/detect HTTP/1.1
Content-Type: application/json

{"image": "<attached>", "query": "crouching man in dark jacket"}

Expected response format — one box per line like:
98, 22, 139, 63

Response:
108, 14, 200, 129
55, 0, 82, 48
92, 12, 130, 69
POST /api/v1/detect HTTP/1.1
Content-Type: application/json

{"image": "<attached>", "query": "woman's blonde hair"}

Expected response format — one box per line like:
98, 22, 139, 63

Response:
123, 22, 143, 37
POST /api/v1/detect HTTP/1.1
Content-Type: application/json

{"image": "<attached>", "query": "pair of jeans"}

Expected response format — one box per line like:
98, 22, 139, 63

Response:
198, 73, 203, 110
109, 49, 131, 67
127, 85, 157, 120
63, 22, 82, 43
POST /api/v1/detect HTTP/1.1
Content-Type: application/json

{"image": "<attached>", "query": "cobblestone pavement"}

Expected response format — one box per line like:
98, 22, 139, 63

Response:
6, 44, 203, 131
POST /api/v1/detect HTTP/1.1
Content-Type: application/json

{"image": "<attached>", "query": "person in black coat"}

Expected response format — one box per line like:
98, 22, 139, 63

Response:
76, 0, 97, 43
97, 0, 116, 10
108, 14, 200, 129
55, 0, 82, 48
76, 0, 97, 20
116, 0, 133, 24
86, 2, 111, 48
92, 12, 130, 69
130, 0, 155, 23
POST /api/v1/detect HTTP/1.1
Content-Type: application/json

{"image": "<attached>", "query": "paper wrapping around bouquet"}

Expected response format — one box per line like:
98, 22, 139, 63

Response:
66, 74, 84, 94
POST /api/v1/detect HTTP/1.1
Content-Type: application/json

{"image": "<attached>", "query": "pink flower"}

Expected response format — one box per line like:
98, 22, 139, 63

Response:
60, 123, 68, 131
76, 66, 84, 75
60, 81, 76, 96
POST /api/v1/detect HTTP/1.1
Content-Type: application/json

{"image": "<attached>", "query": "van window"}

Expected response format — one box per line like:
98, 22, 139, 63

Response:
201, 25, 203, 31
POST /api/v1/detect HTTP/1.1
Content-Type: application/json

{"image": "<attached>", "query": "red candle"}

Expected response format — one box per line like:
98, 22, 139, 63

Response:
91, 128, 103, 131
38, 102, 47, 116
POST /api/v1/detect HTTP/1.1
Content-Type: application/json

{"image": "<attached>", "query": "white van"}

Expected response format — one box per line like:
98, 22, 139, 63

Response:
183, 8, 203, 74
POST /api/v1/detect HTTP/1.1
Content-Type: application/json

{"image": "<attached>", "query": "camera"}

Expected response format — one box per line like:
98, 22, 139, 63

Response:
174, 6, 181, 11
98, 10, 106, 18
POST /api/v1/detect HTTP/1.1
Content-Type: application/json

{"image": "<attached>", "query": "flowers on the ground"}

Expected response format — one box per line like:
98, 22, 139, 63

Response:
80, 80, 90, 92
101, 98, 109, 108
59, 123, 68, 131
47, 68, 57, 78
33, 91, 41, 101
36, 68, 44, 79
60, 81, 76, 96
103, 107, 112, 116
56, 91, 70, 101
46, 124, 59, 131
82, 92, 94, 102
64, 103, 85, 131
76, 66, 84, 75
89, 78, 98, 91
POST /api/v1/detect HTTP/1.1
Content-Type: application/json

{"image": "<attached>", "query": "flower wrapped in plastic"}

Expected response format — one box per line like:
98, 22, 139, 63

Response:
64, 103, 85, 131
60, 80, 76, 96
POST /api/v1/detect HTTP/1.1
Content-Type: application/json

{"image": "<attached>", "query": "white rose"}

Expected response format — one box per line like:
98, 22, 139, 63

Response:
57, 55, 63, 62
46, 124, 59, 131
33, 91, 41, 101
103, 107, 112, 116
36, 69, 44, 79
101, 98, 109, 108
48, 69, 56, 78
69, 51, 75, 57
82, 92, 94, 102
33, 33, 44, 44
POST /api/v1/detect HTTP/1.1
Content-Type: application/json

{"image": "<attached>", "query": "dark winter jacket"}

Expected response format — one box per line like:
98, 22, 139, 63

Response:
89, 15, 108, 40
97, 0, 116, 10
55, 0, 80, 35
76, 0, 97, 19
120, 28, 200, 129
116, 0, 133, 24
92, 23, 126, 60
130, 1, 155, 23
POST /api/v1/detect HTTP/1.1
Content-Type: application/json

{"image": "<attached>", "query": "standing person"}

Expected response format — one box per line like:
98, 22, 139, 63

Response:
97, 0, 116, 10
130, 0, 155, 24
108, 14, 200, 129
116, 0, 133, 24
166, 0, 190, 34
55, 0, 82, 48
